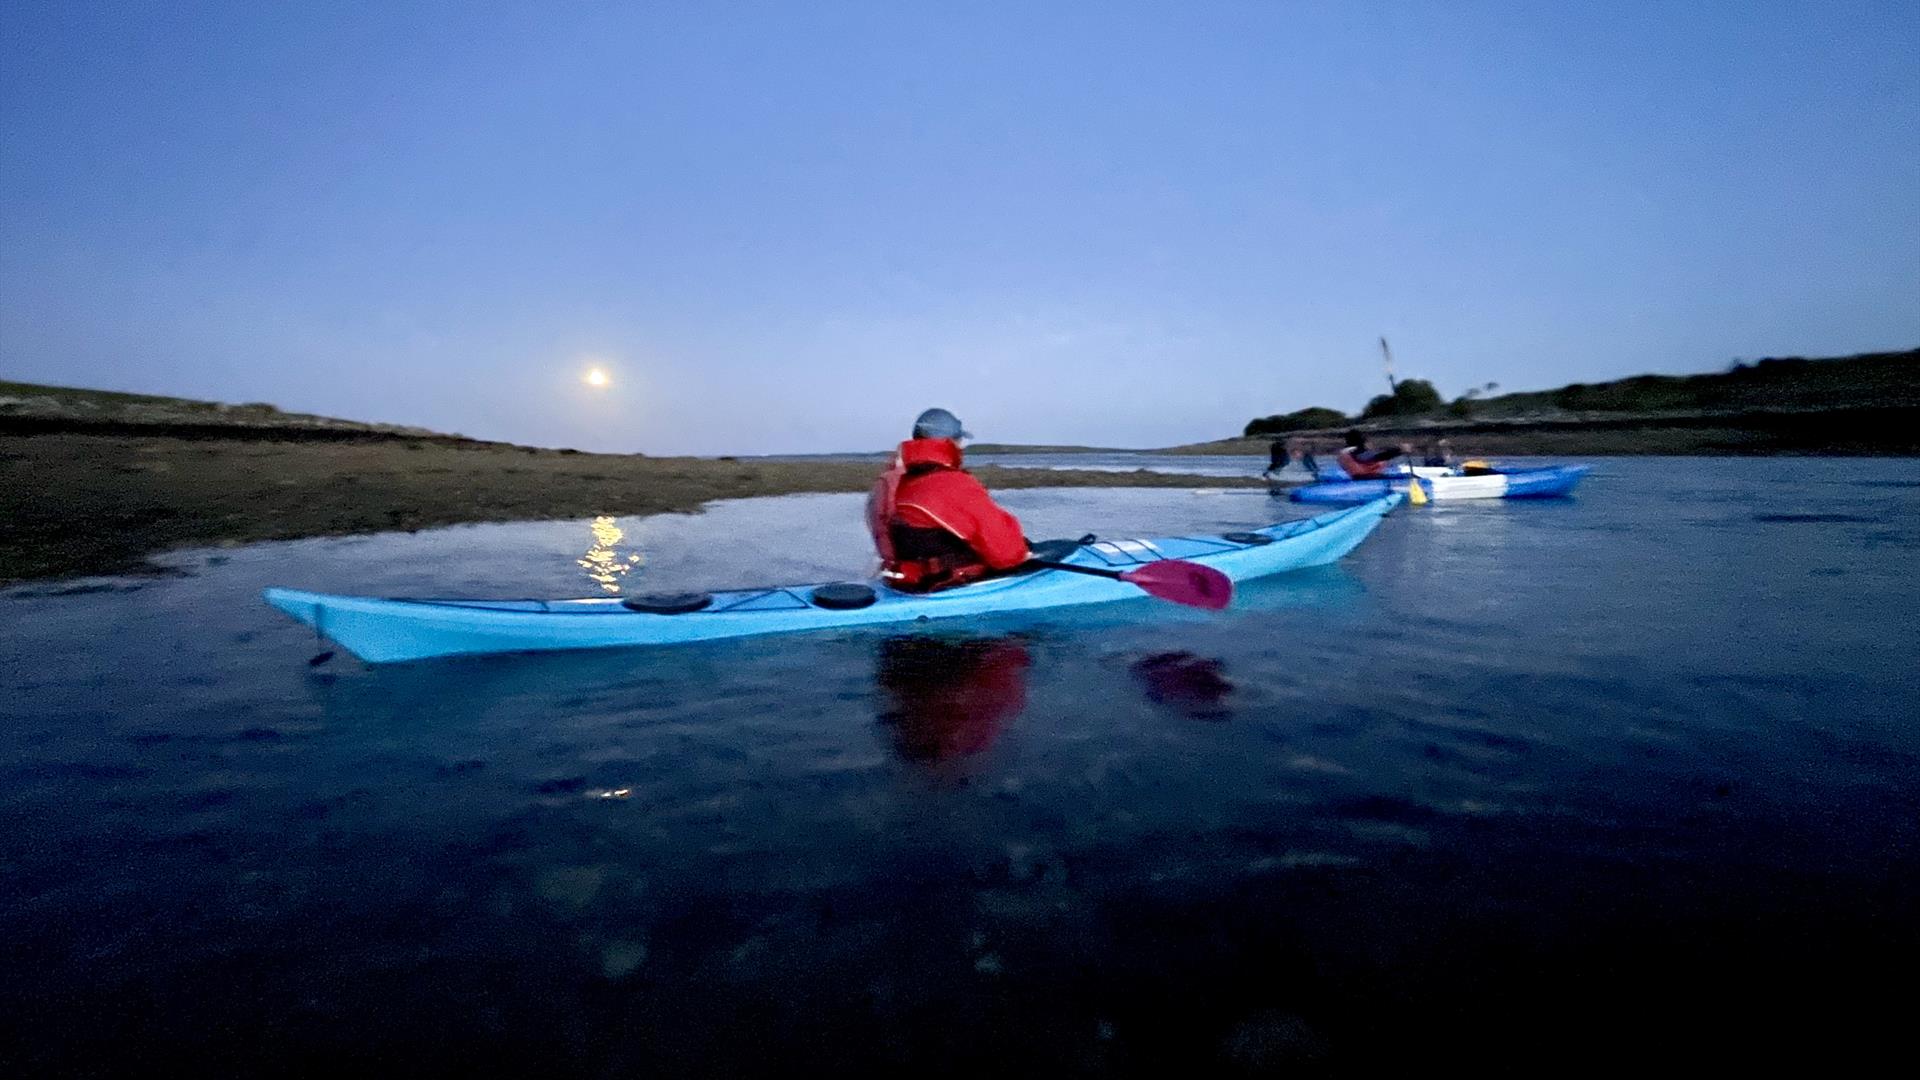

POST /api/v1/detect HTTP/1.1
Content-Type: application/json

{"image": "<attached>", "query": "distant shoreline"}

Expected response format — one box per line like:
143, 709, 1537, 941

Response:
966, 406, 1920, 458
1155, 404, 1920, 457
9, 369, 1920, 586
0, 430, 1261, 588
9, 411, 1918, 460
11, 367, 1919, 460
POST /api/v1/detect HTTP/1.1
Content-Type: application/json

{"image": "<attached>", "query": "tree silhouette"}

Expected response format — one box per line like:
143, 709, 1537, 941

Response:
1360, 378, 1443, 419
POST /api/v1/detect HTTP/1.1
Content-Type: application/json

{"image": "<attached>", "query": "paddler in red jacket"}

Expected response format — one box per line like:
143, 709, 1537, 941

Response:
1336, 429, 1410, 479
868, 408, 1031, 591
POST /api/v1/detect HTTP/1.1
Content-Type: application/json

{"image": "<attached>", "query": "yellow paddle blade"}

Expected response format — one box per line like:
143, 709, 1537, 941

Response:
1407, 477, 1429, 505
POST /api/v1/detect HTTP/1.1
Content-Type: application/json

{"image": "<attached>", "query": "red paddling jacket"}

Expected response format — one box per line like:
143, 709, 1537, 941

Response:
868, 438, 1030, 590
1337, 447, 1392, 479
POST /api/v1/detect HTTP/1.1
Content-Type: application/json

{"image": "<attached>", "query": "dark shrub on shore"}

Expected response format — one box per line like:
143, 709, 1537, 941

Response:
1244, 406, 1349, 436
1361, 378, 1443, 419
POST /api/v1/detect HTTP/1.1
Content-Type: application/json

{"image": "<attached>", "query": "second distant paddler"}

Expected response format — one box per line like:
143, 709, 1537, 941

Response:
1336, 429, 1409, 479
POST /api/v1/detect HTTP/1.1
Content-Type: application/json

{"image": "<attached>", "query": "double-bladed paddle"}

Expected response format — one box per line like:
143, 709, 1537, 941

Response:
1026, 557, 1233, 611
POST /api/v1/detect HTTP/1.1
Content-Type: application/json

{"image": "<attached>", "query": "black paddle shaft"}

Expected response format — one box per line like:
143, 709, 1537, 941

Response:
1025, 558, 1130, 581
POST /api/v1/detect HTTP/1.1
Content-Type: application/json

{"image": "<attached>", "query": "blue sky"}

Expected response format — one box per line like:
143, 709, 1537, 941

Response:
3, 1, 1916, 454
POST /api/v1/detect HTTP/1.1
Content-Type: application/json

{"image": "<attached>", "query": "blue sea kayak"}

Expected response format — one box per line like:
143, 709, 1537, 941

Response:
263, 495, 1401, 663
1291, 465, 1591, 505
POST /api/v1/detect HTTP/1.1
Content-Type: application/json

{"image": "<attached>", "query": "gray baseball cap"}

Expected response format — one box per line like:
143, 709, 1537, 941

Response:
911, 407, 971, 440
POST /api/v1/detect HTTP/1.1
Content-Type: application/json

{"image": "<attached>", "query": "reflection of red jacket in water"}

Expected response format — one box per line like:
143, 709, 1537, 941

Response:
878, 638, 1031, 760
868, 438, 1030, 590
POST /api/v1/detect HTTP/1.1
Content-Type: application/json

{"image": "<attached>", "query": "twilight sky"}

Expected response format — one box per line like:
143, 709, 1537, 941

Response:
3, 1, 1916, 454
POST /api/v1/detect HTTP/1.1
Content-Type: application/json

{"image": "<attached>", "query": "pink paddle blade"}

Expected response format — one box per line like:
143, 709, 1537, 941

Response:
1117, 560, 1234, 611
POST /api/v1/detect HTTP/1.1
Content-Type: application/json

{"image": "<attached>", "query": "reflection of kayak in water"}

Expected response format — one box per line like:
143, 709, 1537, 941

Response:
1260, 463, 1320, 489
264, 495, 1401, 663
1290, 465, 1591, 505
1130, 651, 1234, 720
1267, 461, 1409, 493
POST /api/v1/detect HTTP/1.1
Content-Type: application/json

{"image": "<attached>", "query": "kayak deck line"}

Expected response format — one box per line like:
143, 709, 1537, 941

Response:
387, 587, 826, 616
263, 494, 1402, 662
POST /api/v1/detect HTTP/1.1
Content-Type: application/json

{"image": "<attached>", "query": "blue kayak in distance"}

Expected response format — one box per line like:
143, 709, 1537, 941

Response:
264, 494, 1401, 663
1290, 465, 1591, 505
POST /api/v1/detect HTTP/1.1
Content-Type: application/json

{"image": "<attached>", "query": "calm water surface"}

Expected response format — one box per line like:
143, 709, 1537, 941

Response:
3, 458, 1917, 1075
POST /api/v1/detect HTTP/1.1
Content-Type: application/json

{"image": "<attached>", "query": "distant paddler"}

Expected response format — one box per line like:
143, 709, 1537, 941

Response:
1262, 438, 1320, 487
1336, 429, 1411, 479
1423, 439, 1458, 469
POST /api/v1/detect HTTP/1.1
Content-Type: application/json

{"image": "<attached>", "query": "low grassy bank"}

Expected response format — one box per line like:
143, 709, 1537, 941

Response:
1167, 403, 1920, 456
0, 433, 1259, 587
1223, 347, 1920, 455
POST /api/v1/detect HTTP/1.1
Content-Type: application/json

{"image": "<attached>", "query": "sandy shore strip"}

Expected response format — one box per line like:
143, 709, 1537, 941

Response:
1, 433, 1263, 587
